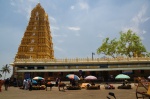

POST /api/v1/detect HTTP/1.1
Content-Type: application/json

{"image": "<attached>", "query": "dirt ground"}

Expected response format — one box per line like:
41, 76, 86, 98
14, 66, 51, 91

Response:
0, 83, 138, 99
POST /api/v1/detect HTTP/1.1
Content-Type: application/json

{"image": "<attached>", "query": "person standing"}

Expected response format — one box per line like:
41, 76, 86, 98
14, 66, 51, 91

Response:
4, 78, 9, 91
24, 79, 28, 90
23, 79, 26, 89
0, 79, 3, 92
55, 77, 59, 86
28, 79, 32, 91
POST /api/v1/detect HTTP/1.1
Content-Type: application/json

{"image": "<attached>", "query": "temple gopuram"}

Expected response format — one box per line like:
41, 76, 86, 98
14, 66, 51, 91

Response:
11, 3, 150, 81
15, 3, 54, 60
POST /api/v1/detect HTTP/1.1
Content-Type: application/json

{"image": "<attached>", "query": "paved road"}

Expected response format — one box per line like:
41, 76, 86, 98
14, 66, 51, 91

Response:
0, 83, 137, 99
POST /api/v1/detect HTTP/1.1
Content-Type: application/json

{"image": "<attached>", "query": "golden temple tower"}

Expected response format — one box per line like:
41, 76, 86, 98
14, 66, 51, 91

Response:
15, 3, 54, 59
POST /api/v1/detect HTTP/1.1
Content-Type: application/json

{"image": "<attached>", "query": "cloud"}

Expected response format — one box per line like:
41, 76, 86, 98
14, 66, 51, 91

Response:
10, 0, 39, 20
79, 2, 89, 10
51, 26, 59, 30
142, 30, 146, 34
57, 40, 64, 43
132, 6, 150, 26
25, 6, 32, 20
122, 5, 149, 36
97, 33, 104, 38
75, 33, 80, 36
52, 33, 67, 38
67, 27, 80, 31
70, 6, 75, 10
10, 1, 15, 6
54, 46, 63, 52
78, 2, 89, 13
49, 16, 57, 23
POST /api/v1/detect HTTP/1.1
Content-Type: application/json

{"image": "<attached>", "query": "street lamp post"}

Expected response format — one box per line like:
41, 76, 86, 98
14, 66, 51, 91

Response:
92, 52, 95, 60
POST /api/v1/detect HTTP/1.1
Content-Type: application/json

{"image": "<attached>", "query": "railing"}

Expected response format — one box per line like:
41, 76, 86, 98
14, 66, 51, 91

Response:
14, 57, 150, 63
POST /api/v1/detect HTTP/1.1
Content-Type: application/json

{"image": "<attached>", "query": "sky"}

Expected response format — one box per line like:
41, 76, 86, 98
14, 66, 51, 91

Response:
0, 0, 150, 79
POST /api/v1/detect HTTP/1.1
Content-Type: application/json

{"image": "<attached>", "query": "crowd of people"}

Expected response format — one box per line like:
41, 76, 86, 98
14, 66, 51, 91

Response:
22, 79, 33, 91
21, 77, 62, 91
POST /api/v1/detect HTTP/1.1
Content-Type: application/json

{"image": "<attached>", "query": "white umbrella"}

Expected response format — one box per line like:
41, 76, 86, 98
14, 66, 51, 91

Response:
84, 75, 97, 80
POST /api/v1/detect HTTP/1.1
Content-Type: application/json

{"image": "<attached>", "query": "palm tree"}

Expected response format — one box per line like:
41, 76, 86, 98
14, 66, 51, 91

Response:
1, 64, 11, 79
0, 73, 2, 78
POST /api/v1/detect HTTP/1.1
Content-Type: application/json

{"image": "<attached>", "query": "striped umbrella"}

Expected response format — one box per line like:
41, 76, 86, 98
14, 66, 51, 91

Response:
66, 74, 80, 81
33, 76, 44, 80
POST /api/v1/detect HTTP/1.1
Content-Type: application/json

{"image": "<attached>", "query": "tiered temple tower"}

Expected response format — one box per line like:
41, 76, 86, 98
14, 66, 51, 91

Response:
15, 3, 54, 59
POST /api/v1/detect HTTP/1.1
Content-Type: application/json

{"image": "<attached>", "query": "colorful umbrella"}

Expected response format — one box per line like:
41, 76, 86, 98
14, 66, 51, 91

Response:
115, 74, 130, 79
27, 78, 37, 84
33, 76, 44, 80
32, 80, 37, 84
84, 75, 97, 80
66, 74, 80, 81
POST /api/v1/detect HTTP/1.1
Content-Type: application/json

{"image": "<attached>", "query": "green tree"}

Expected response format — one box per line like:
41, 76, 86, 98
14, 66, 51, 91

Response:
97, 29, 149, 57
97, 38, 118, 58
0, 64, 11, 79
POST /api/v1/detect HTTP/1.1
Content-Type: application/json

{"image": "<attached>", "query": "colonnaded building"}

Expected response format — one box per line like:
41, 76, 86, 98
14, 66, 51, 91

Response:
11, 3, 150, 81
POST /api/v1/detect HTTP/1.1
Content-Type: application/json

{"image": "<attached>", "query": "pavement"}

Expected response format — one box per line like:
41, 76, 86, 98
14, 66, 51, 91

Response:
0, 83, 137, 99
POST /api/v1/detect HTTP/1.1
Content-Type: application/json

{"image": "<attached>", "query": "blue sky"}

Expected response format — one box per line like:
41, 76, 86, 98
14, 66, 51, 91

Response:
0, 0, 150, 79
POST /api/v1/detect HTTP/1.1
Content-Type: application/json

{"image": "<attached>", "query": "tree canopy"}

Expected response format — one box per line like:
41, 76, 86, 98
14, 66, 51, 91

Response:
97, 29, 150, 58
0, 64, 11, 79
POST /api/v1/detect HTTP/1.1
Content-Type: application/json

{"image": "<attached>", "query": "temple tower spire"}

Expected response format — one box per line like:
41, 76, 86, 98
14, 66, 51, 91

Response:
15, 3, 54, 59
